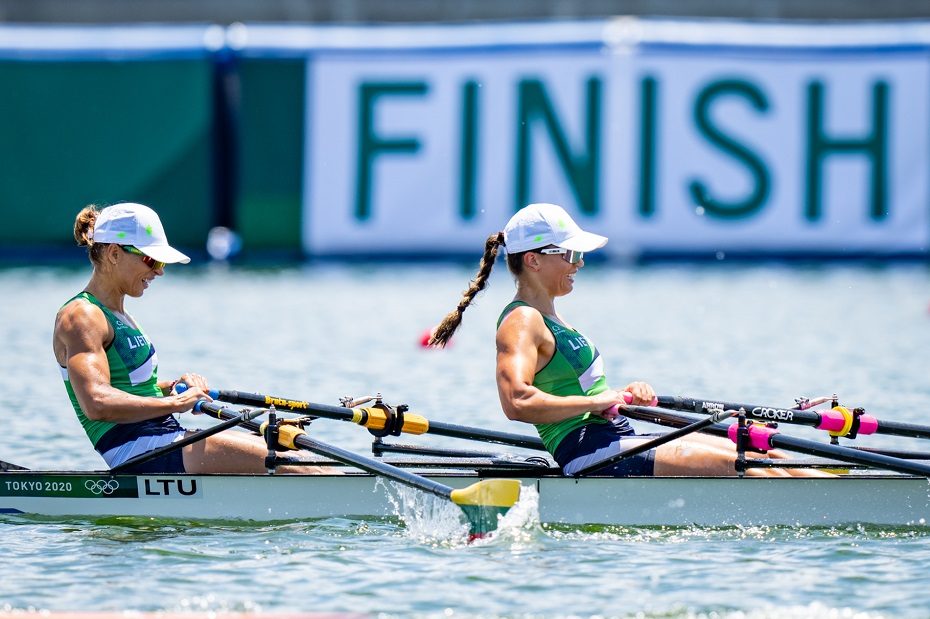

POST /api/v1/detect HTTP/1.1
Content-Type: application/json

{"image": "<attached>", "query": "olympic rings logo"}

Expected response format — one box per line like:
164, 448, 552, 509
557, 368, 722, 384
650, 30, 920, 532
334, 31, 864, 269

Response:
85, 479, 120, 495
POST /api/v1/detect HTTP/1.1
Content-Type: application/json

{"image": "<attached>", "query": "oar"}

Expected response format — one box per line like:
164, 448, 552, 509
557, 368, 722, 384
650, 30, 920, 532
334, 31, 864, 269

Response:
572, 409, 736, 477
195, 399, 521, 539
626, 404, 930, 478
657, 395, 930, 440
109, 403, 267, 474
200, 387, 546, 451
0, 459, 28, 472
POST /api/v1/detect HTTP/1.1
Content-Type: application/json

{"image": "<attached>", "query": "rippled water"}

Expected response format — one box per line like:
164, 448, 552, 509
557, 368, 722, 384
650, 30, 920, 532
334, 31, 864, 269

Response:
2, 261, 930, 617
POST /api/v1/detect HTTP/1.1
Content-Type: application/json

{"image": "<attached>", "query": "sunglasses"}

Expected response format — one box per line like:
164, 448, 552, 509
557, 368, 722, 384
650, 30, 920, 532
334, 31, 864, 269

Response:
536, 247, 584, 264
121, 245, 166, 270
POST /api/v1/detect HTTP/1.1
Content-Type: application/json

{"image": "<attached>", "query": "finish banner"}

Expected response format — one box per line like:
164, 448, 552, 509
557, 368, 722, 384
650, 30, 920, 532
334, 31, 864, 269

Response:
283, 20, 930, 258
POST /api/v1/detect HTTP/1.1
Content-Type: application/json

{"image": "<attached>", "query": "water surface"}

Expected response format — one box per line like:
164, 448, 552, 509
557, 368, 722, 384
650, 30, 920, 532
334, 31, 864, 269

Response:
2, 262, 930, 617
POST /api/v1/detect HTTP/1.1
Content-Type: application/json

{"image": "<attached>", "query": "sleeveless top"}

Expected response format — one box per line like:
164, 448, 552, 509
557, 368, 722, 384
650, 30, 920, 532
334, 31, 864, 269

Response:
59, 291, 164, 448
497, 301, 611, 453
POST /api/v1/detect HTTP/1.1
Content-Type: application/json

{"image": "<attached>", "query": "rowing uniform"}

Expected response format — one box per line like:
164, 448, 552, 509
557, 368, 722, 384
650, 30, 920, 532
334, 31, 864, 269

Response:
498, 301, 656, 476
59, 291, 187, 474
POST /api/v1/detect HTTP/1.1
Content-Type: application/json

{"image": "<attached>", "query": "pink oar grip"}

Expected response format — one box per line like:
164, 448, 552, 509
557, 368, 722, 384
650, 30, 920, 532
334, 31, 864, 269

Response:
816, 408, 879, 436
622, 392, 659, 407
728, 422, 776, 451
816, 408, 847, 432
858, 416, 879, 435
602, 393, 658, 417
623, 391, 659, 406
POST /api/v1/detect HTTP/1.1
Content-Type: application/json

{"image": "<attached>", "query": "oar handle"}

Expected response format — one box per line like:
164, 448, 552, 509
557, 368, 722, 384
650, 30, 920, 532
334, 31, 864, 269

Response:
185, 384, 546, 450
175, 382, 219, 399
602, 392, 659, 419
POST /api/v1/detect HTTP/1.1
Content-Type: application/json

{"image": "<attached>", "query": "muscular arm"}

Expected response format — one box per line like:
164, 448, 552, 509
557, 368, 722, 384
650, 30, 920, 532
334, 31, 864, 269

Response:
495, 307, 621, 425
54, 300, 207, 422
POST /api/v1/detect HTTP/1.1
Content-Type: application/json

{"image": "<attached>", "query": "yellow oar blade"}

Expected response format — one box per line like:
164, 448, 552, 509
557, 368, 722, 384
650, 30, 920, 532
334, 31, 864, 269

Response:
450, 479, 521, 507
450, 479, 522, 539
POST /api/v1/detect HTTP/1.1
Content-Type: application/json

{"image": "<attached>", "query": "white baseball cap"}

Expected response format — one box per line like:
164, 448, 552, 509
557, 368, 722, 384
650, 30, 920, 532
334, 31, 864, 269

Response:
90, 203, 190, 264
502, 203, 607, 254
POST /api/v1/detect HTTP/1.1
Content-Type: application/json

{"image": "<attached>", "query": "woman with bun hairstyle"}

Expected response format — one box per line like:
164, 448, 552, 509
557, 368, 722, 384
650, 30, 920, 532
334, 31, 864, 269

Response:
54, 203, 329, 474
430, 203, 828, 477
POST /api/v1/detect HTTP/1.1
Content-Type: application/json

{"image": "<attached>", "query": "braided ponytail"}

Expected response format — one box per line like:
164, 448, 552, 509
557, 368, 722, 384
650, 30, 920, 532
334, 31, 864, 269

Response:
429, 232, 505, 347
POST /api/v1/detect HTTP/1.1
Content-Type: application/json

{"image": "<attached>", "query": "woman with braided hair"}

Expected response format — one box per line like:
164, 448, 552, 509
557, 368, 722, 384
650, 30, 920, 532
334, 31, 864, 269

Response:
431, 203, 829, 477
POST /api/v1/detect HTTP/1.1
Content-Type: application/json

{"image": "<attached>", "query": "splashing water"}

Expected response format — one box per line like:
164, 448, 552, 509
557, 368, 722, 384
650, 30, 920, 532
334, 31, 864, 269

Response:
380, 480, 542, 546
471, 482, 543, 547
381, 479, 469, 544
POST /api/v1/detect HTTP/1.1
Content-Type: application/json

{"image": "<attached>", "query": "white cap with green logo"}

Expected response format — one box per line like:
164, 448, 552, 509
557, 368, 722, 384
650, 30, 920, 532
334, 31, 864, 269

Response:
502, 203, 607, 254
90, 202, 191, 265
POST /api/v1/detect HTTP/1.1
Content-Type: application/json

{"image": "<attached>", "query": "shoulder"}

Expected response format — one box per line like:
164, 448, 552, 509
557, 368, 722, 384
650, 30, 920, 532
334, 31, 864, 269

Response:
498, 304, 544, 329
496, 304, 549, 349
55, 297, 108, 340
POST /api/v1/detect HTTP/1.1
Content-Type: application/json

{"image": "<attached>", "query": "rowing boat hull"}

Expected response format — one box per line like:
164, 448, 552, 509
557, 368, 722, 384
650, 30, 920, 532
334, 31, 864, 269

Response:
2, 471, 928, 527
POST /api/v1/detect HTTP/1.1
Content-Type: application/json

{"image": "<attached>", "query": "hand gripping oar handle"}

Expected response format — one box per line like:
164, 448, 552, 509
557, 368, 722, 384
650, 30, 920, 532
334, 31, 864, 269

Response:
600, 392, 659, 419
189, 386, 546, 451
193, 398, 522, 538
657, 395, 930, 440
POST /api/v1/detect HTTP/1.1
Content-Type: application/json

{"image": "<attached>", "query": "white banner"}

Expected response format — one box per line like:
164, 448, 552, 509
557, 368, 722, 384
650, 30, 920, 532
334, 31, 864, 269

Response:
292, 20, 930, 257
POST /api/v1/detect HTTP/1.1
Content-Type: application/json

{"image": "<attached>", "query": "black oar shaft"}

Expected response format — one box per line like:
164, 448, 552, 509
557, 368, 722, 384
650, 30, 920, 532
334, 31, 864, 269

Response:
291, 433, 456, 499
657, 396, 823, 427
109, 405, 266, 474
658, 395, 930, 440
876, 419, 930, 440
213, 388, 546, 451
623, 405, 731, 437
0, 460, 28, 472
197, 401, 458, 501
769, 434, 930, 477
573, 410, 735, 477
425, 420, 546, 450
636, 405, 930, 477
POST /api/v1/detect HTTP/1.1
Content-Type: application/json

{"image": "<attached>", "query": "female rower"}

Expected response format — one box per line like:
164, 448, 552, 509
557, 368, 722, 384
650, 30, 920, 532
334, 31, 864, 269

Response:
429, 203, 828, 477
53, 203, 330, 475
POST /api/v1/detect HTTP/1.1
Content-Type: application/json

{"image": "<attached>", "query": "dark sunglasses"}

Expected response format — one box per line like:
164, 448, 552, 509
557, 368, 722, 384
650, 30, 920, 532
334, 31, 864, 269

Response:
536, 247, 584, 264
121, 245, 166, 270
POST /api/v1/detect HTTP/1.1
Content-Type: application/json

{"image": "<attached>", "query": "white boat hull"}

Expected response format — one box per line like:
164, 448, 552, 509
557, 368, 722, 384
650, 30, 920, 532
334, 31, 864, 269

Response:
2, 471, 928, 527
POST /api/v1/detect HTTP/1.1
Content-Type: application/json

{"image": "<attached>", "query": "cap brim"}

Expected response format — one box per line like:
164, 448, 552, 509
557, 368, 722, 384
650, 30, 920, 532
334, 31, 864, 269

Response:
137, 244, 191, 265
557, 231, 608, 252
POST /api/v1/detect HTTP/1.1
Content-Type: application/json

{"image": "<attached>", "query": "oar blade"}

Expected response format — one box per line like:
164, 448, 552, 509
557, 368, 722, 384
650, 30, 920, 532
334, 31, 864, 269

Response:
449, 479, 522, 539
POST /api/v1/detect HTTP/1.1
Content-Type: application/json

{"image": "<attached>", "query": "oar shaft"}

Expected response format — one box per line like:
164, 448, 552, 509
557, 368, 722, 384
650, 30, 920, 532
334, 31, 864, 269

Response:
211, 388, 546, 450
291, 433, 456, 499
573, 410, 735, 477
196, 400, 458, 501
875, 419, 930, 440
425, 420, 546, 450
628, 405, 930, 476
658, 395, 930, 440
109, 405, 265, 474
623, 405, 731, 437
658, 395, 823, 427
769, 433, 930, 477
